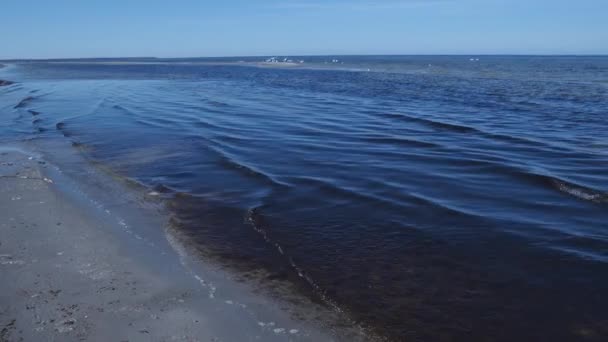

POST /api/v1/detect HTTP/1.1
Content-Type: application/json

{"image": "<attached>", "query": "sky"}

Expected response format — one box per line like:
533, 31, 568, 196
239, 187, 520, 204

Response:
1, 0, 607, 59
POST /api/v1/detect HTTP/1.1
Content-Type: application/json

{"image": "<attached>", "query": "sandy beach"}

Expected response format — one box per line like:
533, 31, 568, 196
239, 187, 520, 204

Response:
0, 147, 351, 342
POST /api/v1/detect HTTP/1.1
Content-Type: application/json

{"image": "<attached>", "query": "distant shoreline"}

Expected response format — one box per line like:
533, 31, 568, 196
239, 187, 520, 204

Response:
0, 60, 311, 72
2, 54, 608, 63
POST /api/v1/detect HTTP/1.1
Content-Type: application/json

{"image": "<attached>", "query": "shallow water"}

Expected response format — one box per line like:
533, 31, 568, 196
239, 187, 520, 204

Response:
1, 56, 608, 341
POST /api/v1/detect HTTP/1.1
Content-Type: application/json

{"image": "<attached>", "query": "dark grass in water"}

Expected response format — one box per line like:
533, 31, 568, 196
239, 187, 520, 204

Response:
1, 56, 608, 341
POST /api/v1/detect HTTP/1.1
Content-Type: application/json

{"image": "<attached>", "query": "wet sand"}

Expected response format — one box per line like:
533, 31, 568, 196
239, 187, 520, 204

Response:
0, 147, 346, 342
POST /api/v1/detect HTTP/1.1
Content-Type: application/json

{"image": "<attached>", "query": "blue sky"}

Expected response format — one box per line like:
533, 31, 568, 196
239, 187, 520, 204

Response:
1, 0, 606, 58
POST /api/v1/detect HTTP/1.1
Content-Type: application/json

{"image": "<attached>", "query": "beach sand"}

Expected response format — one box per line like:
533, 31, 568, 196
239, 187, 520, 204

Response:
0, 147, 346, 342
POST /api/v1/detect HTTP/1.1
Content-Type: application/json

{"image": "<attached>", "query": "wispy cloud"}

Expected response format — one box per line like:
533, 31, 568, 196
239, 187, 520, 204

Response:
272, 0, 452, 10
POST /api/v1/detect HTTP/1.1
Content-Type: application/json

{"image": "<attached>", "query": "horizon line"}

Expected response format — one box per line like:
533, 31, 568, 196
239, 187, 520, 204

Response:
2, 53, 608, 61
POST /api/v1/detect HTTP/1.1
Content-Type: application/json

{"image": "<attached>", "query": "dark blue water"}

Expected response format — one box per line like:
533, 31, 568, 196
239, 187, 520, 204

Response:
1, 56, 608, 341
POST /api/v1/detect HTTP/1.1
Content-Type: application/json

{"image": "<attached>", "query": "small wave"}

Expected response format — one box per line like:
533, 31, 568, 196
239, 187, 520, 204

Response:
0, 84, 23, 94
216, 153, 288, 189
551, 179, 607, 203
377, 112, 562, 151
359, 135, 440, 149
206, 99, 230, 107
152, 183, 174, 193
292, 176, 392, 206
14, 96, 35, 109
291, 175, 484, 222
0, 79, 15, 87
28, 110, 40, 116
417, 118, 478, 133
379, 112, 480, 134
452, 158, 608, 204
132, 117, 179, 129
110, 103, 139, 116
485, 132, 551, 148
495, 165, 608, 204
200, 140, 289, 189
55, 121, 74, 137
108, 103, 184, 129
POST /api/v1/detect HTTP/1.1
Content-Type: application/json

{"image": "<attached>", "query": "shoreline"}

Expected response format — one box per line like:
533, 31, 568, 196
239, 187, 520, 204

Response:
0, 145, 364, 341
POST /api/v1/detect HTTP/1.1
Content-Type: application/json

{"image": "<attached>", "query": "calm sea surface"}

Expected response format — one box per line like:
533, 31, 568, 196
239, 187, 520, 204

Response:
1, 56, 607, 341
